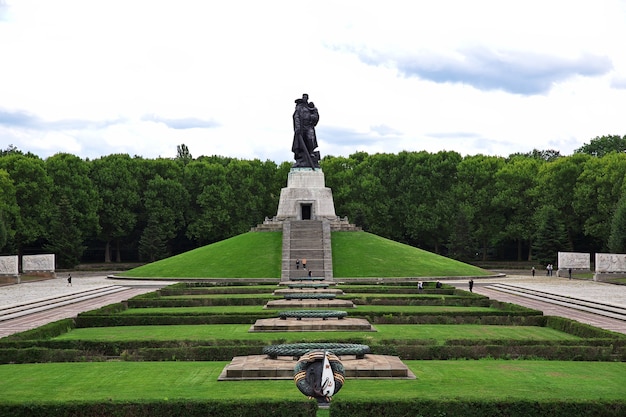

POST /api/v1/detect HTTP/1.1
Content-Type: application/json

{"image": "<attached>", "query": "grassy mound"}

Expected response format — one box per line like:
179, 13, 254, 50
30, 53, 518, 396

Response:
123, 230, 491, 278
332, 231, 489, 277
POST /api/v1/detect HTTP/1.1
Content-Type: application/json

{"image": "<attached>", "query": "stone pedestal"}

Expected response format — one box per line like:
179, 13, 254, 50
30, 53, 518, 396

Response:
276, 168, 337, 221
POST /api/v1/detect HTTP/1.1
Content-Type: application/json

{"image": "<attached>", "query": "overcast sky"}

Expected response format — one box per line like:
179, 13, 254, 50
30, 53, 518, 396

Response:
1, 0, 625, 163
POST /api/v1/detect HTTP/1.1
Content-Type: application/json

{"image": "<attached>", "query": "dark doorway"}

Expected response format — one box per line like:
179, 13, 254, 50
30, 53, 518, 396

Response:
301, 204, 312, 220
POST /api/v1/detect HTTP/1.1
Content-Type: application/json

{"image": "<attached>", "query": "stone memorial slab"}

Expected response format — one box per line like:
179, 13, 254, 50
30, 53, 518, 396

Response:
0, 255, 19, 275
595, 253, 626, 273
558, 252, 590, 269
22, 254, 55, 272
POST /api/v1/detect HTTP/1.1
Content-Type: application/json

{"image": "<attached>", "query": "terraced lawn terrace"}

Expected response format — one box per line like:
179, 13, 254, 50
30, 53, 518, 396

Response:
1, 279, 625, 416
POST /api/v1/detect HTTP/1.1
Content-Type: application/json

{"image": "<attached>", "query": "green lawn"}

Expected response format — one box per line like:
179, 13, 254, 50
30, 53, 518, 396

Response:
332, 231, 491, 277
53, 324, 580, 343
0, 361, 624, 403
123, 232, 283, 278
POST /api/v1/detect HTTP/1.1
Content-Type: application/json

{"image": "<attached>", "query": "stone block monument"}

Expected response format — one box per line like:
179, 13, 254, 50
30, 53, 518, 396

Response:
22, 254, 56, 278
0, 255, 19, 284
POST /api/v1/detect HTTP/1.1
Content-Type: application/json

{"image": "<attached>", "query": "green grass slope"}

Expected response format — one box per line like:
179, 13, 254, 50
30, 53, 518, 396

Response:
123, 230, 490, 278
332, 231, 490, 277
123, 232, 283, 278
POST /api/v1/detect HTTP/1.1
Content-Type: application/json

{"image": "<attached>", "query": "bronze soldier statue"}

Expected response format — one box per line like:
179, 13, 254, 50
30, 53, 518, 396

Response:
292, 93, 320, 168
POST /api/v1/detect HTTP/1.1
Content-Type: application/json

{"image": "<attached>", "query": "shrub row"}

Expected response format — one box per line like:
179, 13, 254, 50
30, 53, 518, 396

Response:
1, 319, 75, 341
126, 297, 275, 308
0, 399, 317, 417
349, 296, 492, 307
2, 340, 624, 363
73, 311, 545, 327
546, 316, 626, 339
330, 399, 626, 417
74, 313, 275, 327
159, 287, 276, 296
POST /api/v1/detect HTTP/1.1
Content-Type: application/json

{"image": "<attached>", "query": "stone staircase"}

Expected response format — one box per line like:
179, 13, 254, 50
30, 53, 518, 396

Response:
281, 220, 333, 282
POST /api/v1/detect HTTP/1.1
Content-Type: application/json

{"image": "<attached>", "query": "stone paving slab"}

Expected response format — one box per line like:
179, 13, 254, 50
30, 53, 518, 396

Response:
0, 275, 175, 338
448, 275, 626, 335
218, 354, 415, 380
249, 317, 375, 332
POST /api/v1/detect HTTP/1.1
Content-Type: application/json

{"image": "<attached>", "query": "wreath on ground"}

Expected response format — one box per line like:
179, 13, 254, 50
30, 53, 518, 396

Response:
263, 342, 370, 359
293, 350, 345, 402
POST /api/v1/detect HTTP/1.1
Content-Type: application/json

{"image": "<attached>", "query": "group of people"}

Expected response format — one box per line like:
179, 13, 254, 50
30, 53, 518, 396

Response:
295, 258, 307, 270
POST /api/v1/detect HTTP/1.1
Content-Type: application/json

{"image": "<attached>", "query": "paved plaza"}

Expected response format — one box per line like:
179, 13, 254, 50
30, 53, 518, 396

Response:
1, 273, 626, 336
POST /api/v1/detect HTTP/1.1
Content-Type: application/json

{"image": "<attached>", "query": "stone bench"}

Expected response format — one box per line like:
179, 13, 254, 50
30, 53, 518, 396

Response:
278, 310, 348, 320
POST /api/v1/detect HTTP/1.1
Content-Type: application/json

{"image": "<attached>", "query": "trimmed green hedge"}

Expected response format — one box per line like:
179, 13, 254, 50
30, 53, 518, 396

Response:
0, 399, 317, 417
127, 298, 276, 308
547, 316, 626, 339
74, 313, 275, 327
330, 399, 626, 417
2, 336, 623, 363
0, 319, 75, 341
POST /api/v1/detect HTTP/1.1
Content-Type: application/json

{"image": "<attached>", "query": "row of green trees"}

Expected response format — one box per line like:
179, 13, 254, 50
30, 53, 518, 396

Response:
1, 136, 625, 268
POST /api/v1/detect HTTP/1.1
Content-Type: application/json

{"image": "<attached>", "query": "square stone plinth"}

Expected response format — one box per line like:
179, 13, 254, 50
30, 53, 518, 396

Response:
218, 354, 416, 380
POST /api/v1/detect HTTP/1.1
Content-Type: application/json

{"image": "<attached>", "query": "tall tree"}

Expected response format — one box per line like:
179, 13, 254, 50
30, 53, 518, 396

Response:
0, 154, 53, 255
453, 155, 505, 261
575, 135, 626, 157
532, 205, 569, 266
534, 153, 589, 251
492, 156, 542, 260
573, 153, 626, 250
608, 193, 626, 253
43, 195, 85, 268
184, 162, 233, 245
90, 154, 141, 262
0, 169, 18, 252
45, 153, 100, 266
139, 175, 188, 261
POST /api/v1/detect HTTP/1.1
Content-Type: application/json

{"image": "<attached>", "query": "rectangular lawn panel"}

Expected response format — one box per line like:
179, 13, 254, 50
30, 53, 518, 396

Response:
53, 324, 580, 343
0, 361, 624, 403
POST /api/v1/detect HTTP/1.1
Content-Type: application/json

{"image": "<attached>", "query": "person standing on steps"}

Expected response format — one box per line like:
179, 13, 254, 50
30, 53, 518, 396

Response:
308, 270, 312, 278
296, 259, 300, 270
302, 258, 307, 270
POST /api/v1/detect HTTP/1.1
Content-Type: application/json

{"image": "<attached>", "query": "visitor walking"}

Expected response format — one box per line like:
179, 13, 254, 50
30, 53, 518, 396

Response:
66, 274, 72, 287
468, 279, 474, 293
531, 267, 535, 277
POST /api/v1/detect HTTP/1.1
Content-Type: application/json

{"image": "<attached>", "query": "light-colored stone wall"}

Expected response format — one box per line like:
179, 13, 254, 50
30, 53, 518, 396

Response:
595, 253, 626, 273
22, 254, 55, 272
558, 252, 590, 269
0, 255, 19, 275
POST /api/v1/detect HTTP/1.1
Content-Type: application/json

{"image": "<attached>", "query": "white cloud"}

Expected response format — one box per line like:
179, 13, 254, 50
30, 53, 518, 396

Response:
1, 0, 625, 161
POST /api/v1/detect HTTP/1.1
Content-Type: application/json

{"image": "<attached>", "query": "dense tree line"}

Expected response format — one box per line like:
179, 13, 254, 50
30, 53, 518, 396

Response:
0, 135, 625, 268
